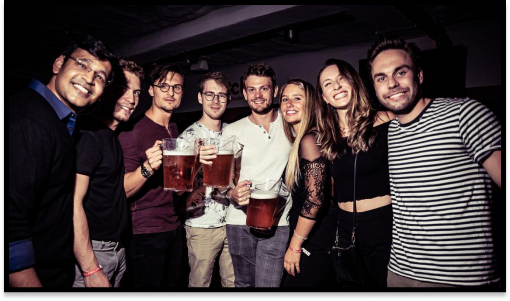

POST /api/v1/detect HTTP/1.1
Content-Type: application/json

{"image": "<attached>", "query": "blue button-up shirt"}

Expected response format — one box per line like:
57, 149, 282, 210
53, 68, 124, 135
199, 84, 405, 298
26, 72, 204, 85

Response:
29, 79, 76, 136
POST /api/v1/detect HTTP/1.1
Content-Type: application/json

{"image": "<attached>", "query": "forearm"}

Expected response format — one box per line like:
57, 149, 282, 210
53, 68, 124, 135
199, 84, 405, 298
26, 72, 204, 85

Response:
290, 217, 316, 249
9, 268, 42, 287
124, 164, 149, 198
73, 205, 98, 272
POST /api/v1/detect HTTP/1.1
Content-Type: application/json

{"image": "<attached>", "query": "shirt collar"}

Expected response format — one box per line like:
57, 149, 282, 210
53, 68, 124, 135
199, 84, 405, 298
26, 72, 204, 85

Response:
29, 79, 74, 121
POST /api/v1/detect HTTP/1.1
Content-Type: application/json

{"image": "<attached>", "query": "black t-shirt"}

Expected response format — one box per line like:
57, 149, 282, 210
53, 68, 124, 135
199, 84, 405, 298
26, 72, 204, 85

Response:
9, 88, 75, 287
74, 115, 128, 241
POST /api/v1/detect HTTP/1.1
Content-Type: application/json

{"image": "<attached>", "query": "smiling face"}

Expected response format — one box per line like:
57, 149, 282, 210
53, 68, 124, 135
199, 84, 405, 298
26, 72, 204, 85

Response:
199, 79, 228, 120
371, 49, 423, 115
319, 64, 354, 110
112, 70, 142, 123
148, 71, 184, 113
51, 48, 112, 111
243, 75, 278, 115
280, 84, 305, 132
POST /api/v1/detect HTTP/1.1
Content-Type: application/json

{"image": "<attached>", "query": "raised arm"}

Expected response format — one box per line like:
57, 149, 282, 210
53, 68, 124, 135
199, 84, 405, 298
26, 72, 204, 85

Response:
124, 140, 162, 198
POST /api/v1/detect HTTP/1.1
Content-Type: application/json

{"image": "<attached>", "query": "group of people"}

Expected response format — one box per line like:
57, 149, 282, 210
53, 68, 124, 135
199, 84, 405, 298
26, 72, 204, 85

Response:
9, 33, 501, 289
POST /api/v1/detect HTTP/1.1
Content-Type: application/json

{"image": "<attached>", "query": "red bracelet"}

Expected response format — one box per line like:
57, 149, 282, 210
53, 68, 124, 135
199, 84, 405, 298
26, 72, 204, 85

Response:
288, 245, 302, 253
83, 265, 103, 277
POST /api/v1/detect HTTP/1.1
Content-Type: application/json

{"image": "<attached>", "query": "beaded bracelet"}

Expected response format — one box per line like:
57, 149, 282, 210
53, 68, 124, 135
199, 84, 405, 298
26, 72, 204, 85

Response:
288, 245, 302, 253
83, 265, 103, 277
293, 230, 308, 241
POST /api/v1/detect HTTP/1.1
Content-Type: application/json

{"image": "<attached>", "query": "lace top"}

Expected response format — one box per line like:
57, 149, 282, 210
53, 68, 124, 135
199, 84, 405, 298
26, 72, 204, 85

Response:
288, 132, 330, 240
329, 121, 391, 203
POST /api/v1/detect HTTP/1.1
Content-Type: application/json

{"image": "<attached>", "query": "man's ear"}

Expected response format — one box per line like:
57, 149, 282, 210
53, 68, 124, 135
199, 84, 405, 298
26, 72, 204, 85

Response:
418, 70, 424, 84
197, 92, 203, 105
148, 85, 154, 97
52, 55, 65, 75
273, 85, 279, 98
243, 88, 248, 103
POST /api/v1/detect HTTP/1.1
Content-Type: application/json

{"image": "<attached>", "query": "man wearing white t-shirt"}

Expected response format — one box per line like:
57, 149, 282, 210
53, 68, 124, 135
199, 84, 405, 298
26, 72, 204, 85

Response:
201, 63, 292, 287
178, 72, 235, 287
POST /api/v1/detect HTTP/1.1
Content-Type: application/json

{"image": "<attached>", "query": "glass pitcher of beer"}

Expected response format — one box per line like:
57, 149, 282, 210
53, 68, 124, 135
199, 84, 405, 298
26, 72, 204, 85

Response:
246, 179, 286, 230
162, 137, 197, 192
202, 136, 241, 189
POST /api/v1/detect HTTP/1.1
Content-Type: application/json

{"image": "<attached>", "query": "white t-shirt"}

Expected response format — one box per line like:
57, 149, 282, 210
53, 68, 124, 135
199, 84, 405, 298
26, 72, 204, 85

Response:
178, 121, 229, 228
221, 111, 292, 226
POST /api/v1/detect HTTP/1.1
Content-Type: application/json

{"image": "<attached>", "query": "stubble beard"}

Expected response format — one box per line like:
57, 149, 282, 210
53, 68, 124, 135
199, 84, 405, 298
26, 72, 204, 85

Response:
379, 82, 421, 116
250, 99, 272, 115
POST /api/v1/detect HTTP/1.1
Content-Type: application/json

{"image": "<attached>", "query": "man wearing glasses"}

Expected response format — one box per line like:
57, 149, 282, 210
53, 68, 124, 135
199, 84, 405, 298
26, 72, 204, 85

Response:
9, 35, 117, 287
178, 71, 235, 287
118, 64, 185, 288
72, 59, 144, 288
200, 64, 292, 287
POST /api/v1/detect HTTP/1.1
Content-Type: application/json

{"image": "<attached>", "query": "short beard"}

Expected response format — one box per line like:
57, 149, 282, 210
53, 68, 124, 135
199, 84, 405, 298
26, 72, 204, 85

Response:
250, 102, 273, 115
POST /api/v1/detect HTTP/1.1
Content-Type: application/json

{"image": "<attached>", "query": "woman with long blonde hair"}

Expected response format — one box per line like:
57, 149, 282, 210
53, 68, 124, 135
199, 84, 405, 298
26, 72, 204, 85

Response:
280, 78, 333, 287
317, 58, 394, 287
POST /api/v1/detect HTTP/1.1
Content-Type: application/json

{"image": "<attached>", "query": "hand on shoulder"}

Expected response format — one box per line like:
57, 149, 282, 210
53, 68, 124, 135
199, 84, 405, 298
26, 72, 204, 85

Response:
374, 111, 395, 126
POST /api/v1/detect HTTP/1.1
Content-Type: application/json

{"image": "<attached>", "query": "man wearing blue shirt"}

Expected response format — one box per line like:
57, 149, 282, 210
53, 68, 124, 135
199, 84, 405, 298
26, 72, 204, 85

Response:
8, 35, 118, 287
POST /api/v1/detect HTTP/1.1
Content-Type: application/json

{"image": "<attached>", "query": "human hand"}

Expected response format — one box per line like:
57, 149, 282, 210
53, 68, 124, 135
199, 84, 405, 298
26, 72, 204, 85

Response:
283, 247, 301, 276
145, 140, 163, 172
230, 180, 251, 206
199, 145, 218, 165
84, 269, 111, 287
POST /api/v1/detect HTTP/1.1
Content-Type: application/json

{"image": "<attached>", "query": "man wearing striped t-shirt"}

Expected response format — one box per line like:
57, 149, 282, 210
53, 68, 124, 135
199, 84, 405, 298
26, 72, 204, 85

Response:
367, 37, 501, 287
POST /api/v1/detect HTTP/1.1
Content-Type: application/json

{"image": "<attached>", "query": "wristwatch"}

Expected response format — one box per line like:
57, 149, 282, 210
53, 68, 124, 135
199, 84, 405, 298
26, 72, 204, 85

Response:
140, 162, 152, 179
223, 186, 234, 201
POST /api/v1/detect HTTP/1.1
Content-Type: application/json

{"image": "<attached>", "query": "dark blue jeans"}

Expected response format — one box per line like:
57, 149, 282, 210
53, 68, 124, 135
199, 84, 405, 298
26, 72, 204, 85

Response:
129, 226, 183, 288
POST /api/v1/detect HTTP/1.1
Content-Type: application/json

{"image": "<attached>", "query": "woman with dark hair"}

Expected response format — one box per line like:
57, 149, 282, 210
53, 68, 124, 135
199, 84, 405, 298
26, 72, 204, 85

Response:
279, 78, 333, 287
316, 58, 394, 287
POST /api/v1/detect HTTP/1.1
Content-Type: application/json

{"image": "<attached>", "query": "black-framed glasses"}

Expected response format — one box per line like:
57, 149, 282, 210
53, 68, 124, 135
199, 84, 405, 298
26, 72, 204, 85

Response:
68, 56, 112, 87
203, 91, 228, 103
152, 83, 183, 94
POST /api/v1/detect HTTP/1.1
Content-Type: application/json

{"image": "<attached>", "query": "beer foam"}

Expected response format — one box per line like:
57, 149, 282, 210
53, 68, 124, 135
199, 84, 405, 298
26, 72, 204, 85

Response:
163, 150, 195, 156
217, 150, 234, 155
251, 191, 278, 199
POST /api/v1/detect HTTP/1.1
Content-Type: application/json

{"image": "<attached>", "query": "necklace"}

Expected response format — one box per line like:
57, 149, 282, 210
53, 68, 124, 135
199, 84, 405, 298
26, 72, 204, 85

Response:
340, 127, 350, 137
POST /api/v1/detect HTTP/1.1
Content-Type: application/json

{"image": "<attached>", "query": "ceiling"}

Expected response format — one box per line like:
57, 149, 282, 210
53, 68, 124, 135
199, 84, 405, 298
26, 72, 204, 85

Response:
7, 5, 500, 81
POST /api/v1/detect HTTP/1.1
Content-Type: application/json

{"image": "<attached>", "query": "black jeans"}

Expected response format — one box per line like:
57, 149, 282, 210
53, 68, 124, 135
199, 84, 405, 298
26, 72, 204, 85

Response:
336, 204, 392, 288
129, 226, 183, 288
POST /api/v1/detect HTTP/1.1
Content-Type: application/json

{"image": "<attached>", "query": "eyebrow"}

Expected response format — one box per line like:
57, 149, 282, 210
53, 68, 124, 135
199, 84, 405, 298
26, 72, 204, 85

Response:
373, 64, 412, 79
282, 93, 304, 97
247, 84, 270, 89
205, 91, 227, 94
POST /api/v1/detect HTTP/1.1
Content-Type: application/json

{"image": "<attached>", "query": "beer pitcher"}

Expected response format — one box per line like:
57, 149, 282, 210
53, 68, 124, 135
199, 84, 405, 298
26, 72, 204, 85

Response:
202, 135, 243, 189
246, 179, 284, 230
162, 137, 198, 192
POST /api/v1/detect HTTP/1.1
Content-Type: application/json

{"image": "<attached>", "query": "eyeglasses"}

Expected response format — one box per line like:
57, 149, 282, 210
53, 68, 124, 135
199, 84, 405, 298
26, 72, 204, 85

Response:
203, 91, 228, 103
68, 56, 112, 87
152, 83, 183, 94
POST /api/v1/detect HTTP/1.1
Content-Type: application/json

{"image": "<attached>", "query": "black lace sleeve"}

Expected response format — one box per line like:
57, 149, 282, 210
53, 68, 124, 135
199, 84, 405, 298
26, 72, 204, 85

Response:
298, 133, 327, 220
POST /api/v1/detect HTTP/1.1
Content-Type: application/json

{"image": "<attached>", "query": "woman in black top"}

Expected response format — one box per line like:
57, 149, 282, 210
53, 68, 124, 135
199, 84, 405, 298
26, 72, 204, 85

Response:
279, 78, 333, 287
316, 59, 394, 287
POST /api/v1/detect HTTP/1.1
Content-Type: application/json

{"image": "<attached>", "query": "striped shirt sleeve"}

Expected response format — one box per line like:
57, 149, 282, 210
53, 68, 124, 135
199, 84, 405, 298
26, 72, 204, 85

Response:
458, 99, 501, 163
